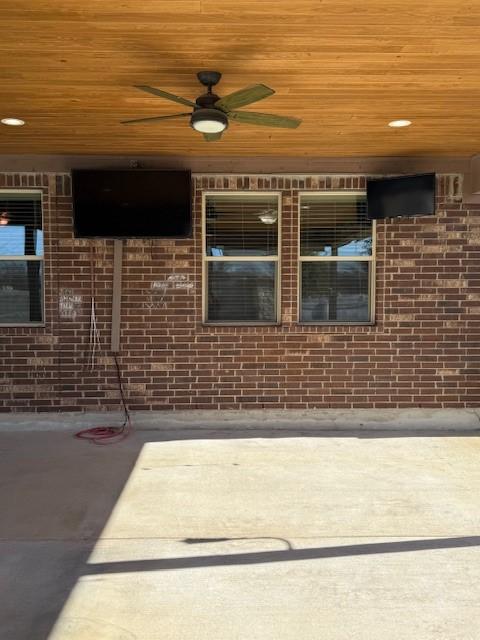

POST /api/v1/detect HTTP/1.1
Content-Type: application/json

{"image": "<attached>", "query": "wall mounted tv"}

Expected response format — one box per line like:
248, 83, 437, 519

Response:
72, 170, 192, 238
366, 172, 436, 220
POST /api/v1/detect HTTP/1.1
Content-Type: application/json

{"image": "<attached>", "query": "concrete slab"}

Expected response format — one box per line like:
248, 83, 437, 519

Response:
1, 427, 480, 639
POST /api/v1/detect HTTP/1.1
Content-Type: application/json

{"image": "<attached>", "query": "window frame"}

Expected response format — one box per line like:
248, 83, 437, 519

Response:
298, 191, 376, 325
0, 189, 45, 327
202, 191, 282, 325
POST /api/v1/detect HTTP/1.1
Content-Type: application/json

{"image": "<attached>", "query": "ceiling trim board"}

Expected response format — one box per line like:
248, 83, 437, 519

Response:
0, 155, 471, 175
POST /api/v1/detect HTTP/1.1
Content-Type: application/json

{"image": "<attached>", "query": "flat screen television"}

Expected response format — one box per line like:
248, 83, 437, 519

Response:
366, 172, 436, 220
72, 170, 192, 238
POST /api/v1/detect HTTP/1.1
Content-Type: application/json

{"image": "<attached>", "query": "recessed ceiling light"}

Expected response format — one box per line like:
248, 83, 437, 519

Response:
1, 118, 25, 126
388, 119, 412, 128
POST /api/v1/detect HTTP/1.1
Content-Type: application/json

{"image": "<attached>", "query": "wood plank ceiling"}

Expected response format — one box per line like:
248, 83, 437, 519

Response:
0, 0, 479, 157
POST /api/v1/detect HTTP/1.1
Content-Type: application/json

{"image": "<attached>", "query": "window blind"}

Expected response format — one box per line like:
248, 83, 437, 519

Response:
204, 194, 279, 323
299, 193, 374, 323
206, 195, 278, 257
300, 193, 371, 257
0, 192, 43, 324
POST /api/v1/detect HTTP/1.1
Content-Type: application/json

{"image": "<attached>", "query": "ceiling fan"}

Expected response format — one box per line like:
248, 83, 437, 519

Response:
121, 71, 301, 141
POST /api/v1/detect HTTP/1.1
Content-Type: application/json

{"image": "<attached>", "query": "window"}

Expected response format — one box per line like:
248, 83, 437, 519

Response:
299, 192, 375, 324
0, 191, 44, 325
203, 193, 280, 323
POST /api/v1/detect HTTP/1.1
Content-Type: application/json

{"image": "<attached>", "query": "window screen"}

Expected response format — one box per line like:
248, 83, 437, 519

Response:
299, 193, 374, 323
0, 192, 44, 324
204, 194, 279, 323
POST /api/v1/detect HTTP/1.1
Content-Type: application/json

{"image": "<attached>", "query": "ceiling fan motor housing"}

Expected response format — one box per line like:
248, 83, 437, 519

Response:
195, 92, 220, 109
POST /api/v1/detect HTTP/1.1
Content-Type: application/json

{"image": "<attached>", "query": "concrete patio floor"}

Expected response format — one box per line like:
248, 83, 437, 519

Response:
1, 413, 480, 639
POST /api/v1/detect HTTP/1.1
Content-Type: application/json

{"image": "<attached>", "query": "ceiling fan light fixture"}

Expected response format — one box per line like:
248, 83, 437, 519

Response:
191, 108, 228, 134
258, 210, 278, 224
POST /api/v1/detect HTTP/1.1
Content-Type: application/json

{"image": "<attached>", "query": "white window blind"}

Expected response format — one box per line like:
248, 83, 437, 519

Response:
299, 193, 375, 323
204, 194, 280, 323
0, 191, 44, 324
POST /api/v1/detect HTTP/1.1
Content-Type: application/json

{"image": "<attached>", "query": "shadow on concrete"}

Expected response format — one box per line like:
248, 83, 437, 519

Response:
83, 535, 480, 575
0, 431, 144, 640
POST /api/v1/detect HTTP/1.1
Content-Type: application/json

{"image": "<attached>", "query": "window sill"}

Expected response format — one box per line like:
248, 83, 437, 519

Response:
298, 321, 376, 327
201, 322, 281, 327
0, 323, 46, 328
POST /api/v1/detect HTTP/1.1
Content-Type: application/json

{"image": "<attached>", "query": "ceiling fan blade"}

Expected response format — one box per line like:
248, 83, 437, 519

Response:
121, 113, 191, 125
203, 132, 222, 142
215, 84, 274, 112
229, 110, 301, 129
134, 85, 196, 108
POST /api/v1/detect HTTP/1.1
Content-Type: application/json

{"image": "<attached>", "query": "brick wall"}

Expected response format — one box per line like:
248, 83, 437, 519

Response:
0, 172, 479, 412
